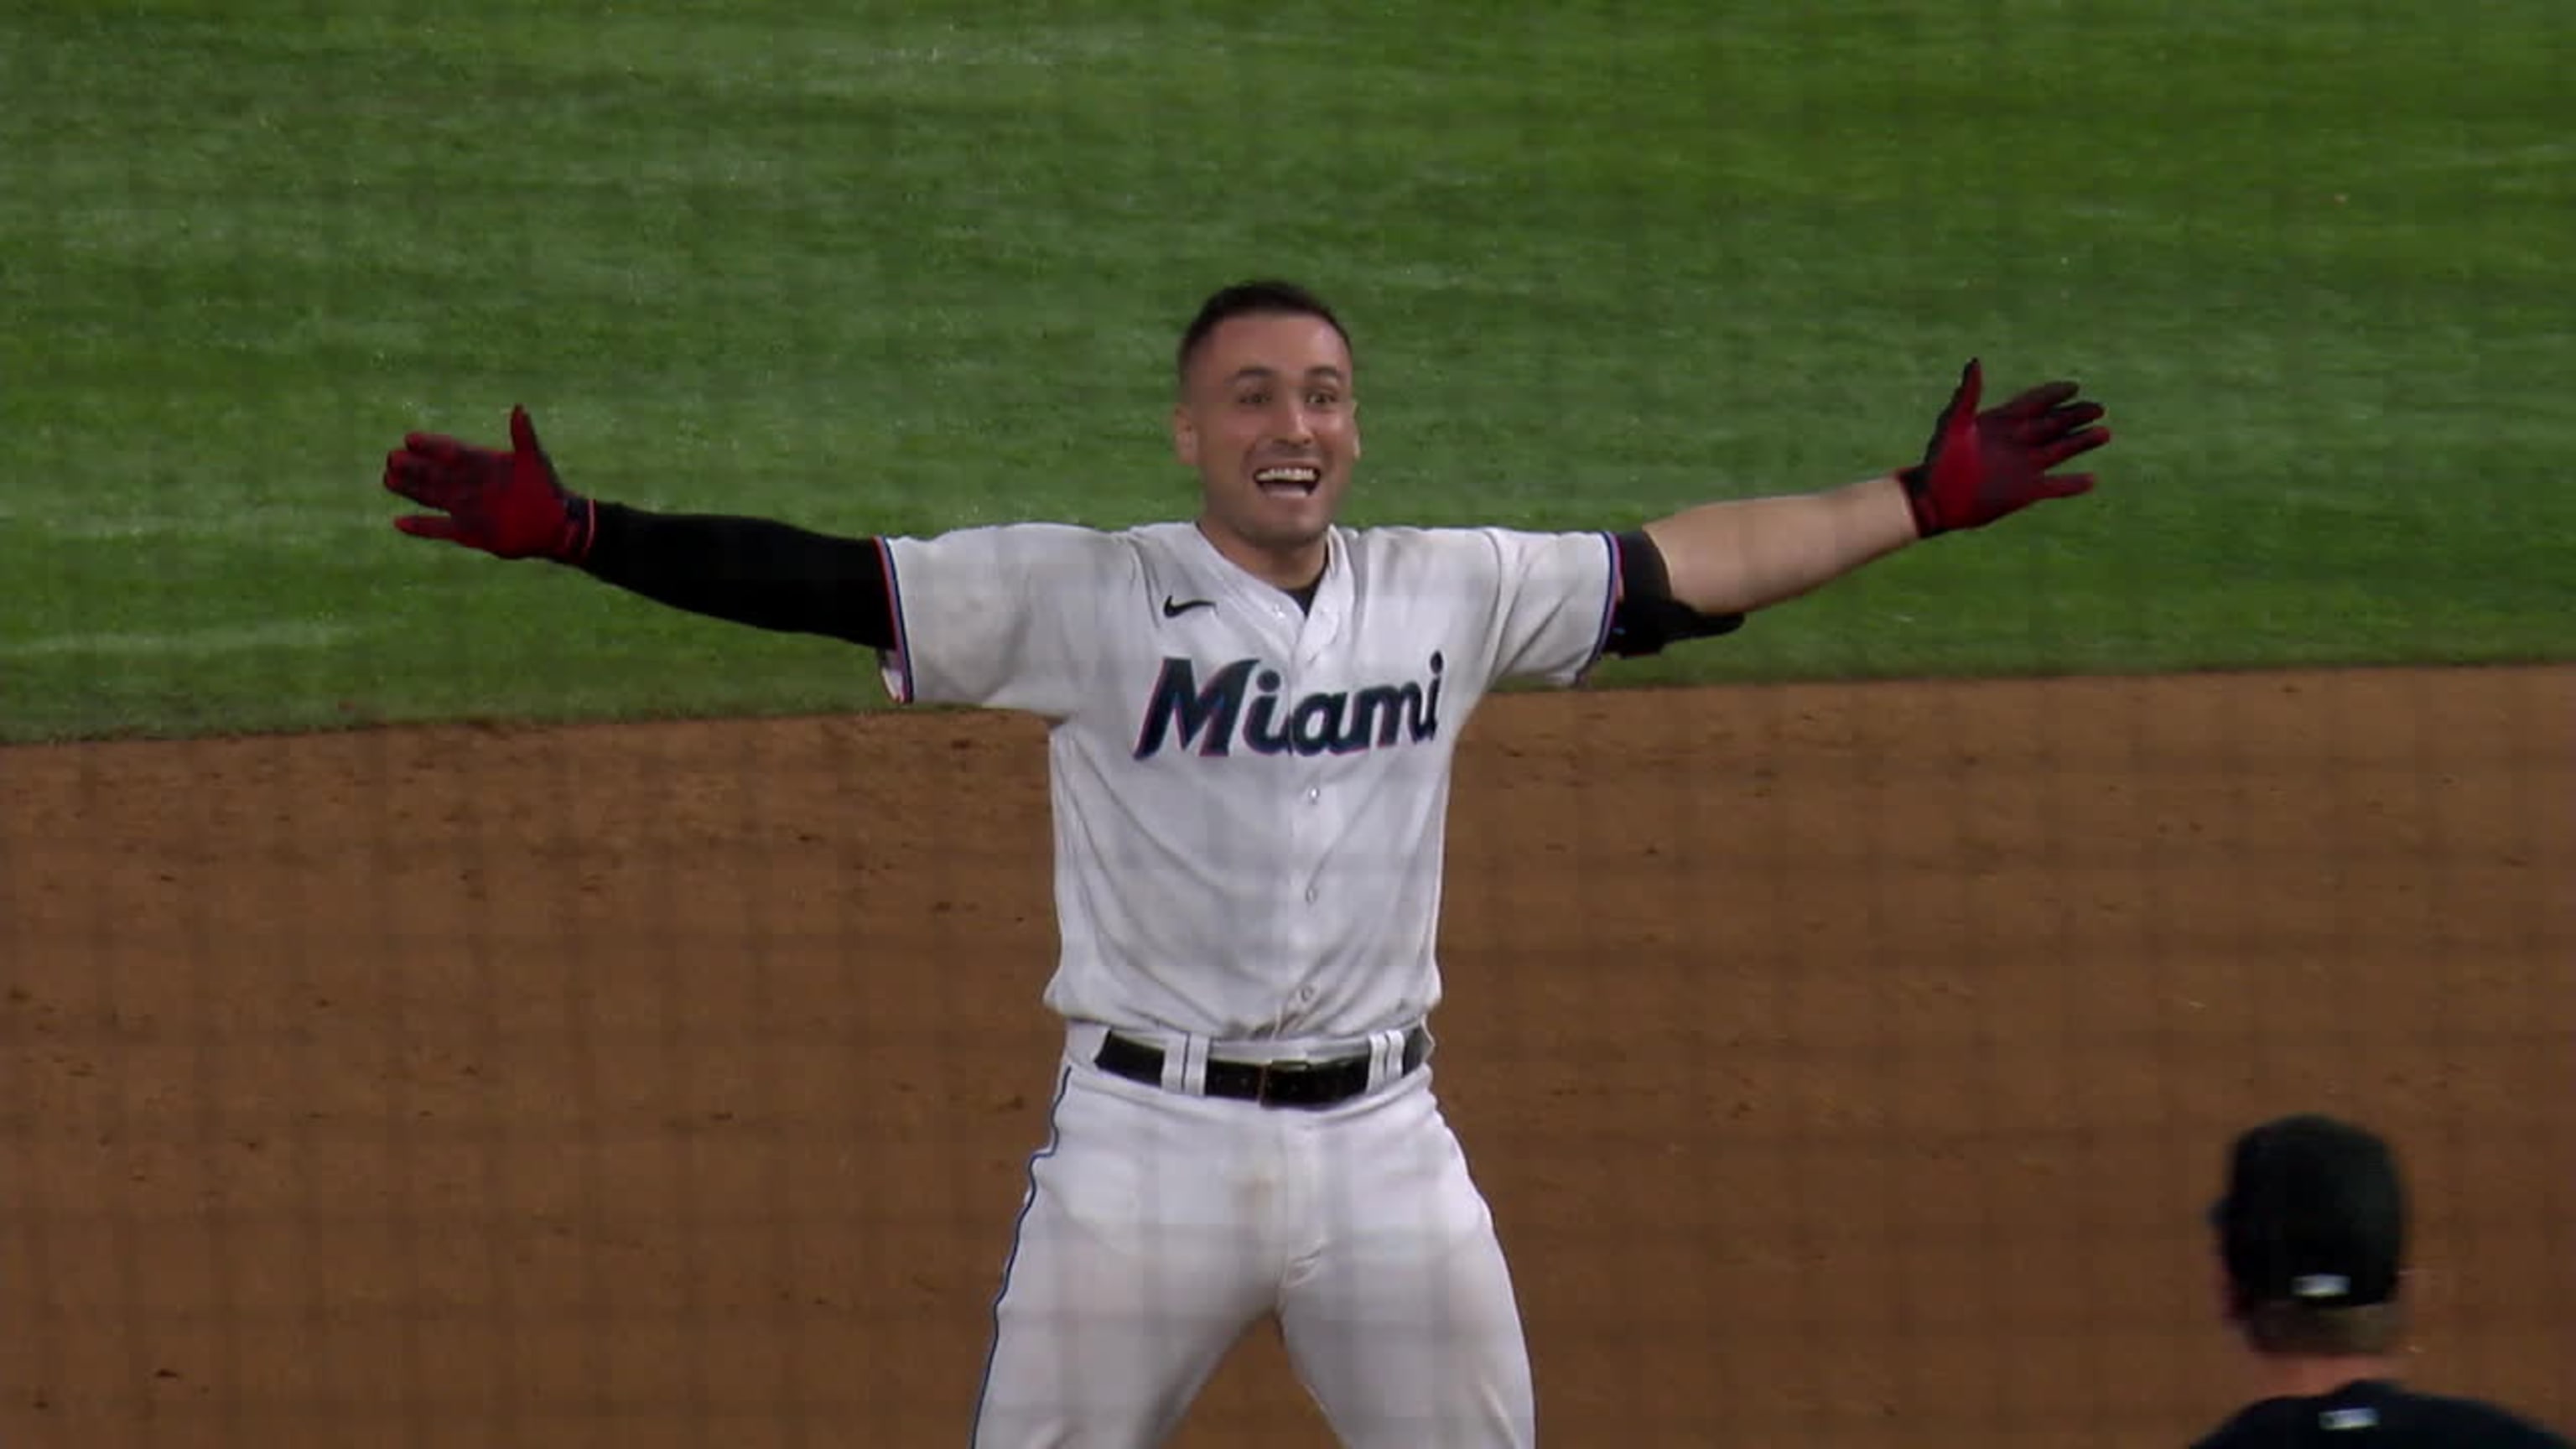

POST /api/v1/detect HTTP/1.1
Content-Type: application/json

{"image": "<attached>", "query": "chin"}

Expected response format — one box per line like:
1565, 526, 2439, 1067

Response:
1249, 524, 1332, 554
1236, 502, 1334, 546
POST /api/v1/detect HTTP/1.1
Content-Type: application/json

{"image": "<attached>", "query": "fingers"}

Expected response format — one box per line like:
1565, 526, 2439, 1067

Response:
1994, 381, 2080, 421
399, 423, 522, 469
2034, 425, 2112, 468
1920, 358, 1983, 465
509, 404, 544, 459
1949, 358, 1984, 419
392, 514, 465, 542
2009, 397, 2106, 451
382, 450, 463, 509
399, 431, 482, 465
2035, 474, 2096, 500
385, 413, 525, 551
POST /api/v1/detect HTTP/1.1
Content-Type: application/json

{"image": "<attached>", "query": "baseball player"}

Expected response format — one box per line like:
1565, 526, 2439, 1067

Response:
2190, 1113, 2573, 1447
380, 279, 2111, 1446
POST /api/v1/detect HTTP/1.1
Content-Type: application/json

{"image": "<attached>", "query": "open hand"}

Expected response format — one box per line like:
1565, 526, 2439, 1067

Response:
383, 406, 596, 563
1900, 361, 2111, 538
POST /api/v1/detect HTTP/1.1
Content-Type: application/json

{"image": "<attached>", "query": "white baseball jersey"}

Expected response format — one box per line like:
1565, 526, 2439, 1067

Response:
876, 519, 1617, 1041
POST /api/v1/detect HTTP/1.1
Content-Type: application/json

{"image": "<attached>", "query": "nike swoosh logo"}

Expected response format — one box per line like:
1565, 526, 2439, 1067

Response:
1162, 595, 1215, 618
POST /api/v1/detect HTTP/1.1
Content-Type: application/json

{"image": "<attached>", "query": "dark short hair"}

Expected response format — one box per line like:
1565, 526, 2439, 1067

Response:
1174, 279, 1353, 389
2239, 1300, 2408, 1358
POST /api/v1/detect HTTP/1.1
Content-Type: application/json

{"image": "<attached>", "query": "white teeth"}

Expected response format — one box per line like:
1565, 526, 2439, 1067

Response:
1255, 466, 1318, 486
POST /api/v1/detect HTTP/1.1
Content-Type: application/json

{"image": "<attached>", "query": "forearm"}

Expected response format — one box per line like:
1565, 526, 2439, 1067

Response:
1639, 475, 1918, 616
579, 503, 894, 647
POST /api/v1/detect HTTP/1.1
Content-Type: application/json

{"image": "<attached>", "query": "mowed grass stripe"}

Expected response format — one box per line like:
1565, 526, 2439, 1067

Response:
3, 0, 2570, 742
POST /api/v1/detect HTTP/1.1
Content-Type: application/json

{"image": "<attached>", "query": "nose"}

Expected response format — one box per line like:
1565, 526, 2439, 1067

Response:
1274, 401, 1316, 445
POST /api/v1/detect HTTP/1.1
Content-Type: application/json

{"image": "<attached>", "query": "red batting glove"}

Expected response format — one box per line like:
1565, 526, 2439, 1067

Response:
383, 406, 597, 563
1899, 360, 2111, 538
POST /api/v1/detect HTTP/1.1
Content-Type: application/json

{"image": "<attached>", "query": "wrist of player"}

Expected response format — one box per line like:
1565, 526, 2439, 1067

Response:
530, 491, 598, 564
484, 406, 598, 563
1899, 449, 2038, 538
395, 481, 596, 562
1898, 460, 1971, 538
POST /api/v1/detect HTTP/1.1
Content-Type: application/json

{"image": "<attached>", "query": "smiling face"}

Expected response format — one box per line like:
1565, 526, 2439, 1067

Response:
1171, 309, 1361, 589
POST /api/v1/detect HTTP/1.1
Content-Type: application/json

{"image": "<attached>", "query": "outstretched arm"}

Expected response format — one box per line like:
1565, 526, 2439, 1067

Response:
1637, 475, 1919, 620
1638, 361, 2111, 618
382, 407, 895, 647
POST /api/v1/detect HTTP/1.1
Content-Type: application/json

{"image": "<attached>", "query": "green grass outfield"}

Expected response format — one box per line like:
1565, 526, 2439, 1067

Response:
5, 0, 2570, 744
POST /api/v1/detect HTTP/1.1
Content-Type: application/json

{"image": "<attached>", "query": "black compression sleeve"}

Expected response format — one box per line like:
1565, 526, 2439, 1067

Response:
1605, 528, 1745, 658
1616, 528, 1673, 603
577, 501, 896, 649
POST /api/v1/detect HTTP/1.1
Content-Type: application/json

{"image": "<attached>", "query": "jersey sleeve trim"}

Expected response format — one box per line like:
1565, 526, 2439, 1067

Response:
875, 536, 917, 704
1577, 529, 1621, 677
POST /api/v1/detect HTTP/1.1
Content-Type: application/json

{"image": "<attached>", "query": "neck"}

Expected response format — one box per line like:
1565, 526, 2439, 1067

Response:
1195, 519, 1328, 593
2247, 1353, 2400, 1402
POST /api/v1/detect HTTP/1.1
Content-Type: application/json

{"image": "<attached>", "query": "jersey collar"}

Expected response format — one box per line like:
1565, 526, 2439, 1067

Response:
1180, 522, 1354, 657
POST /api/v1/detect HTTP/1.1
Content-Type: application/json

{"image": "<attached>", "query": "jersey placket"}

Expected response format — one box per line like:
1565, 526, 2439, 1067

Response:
1275, 592, 1349, 1023
1206, 578, 1318, 1030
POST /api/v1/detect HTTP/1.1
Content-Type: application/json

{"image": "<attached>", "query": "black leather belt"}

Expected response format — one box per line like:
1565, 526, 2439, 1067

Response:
1093, 1026, 1431, 1109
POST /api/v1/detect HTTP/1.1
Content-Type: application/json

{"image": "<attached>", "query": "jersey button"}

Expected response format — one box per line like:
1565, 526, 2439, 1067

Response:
1304, 787, 1320, 804
1304, 886, 1319, 904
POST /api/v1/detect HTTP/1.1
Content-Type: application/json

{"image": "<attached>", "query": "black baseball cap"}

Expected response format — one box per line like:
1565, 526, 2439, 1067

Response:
2210, 1114, 2407, 1308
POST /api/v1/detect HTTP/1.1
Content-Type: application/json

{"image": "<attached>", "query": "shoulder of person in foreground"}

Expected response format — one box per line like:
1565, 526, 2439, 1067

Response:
2190, 1382, 2576, 1449
2394, 1384, 2576, 1447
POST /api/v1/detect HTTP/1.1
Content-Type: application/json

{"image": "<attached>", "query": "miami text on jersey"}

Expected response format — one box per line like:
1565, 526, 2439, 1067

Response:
1133, 652, 1446, 760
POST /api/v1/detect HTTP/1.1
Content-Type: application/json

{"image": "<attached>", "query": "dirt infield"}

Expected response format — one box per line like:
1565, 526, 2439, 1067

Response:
5, 664, 2570, 1448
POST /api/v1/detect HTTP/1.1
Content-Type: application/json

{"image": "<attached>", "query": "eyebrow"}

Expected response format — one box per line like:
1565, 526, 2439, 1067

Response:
1226, 365, 1348, 386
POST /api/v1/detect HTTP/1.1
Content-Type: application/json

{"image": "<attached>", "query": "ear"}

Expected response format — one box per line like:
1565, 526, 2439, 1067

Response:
1348, 398, 1362, 460
1171, 402, 1199, 467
